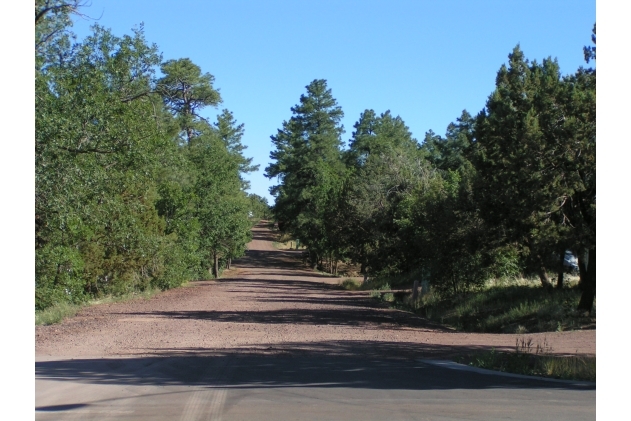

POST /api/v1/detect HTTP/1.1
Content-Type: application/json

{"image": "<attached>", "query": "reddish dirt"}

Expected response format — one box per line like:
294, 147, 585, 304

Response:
35, 224, 595, 361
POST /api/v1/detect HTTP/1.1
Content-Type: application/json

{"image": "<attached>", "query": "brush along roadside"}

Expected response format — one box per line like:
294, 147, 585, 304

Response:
454, 337, 596, 382
365, 276, 595, 334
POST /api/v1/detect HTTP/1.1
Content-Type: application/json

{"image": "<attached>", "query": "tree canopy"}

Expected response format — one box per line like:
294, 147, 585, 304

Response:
35, 4, 256, 310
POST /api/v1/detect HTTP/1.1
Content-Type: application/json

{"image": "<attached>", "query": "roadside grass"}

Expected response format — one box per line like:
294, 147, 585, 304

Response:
419, 277, 595, 333
339, 278, 362, 290
367, 275, 595, 334
35, 287, 162, 326
455, 337, 596, 382
35, 301, 83, 326
273, 240, 304, 250
272, 231, 306, 250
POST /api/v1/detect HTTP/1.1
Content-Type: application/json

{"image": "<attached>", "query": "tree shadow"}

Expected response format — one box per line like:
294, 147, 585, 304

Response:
36, 340, 594, 392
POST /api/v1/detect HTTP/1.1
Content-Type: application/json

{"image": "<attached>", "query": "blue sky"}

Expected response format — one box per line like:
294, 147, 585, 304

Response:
70, 0, 595, 204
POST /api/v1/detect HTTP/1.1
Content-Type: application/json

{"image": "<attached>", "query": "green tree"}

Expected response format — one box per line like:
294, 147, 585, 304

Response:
35, 23, 179, 307
421, 110, 474, 173
471, 43, 595, 305
265, 79, 346, 269
189, 125, 251, 278
247, 194, 272, 220
341, 109, 425, 279
215, 109, 259, 189
157, 58, 222, 142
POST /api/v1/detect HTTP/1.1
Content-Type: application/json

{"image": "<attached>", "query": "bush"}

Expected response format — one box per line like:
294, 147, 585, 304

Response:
35, 245, 88, 310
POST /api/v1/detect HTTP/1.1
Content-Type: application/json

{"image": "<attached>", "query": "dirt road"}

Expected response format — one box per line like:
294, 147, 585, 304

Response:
36, 223, 595, 360
35, 223, 596, 420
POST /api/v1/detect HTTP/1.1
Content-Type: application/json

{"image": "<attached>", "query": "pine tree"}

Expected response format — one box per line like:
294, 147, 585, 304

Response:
265, 79, 346, 267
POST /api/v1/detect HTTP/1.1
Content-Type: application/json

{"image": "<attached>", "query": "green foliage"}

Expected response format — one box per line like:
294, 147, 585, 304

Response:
265, 79, 347, 272
263, 27, 595, 315
35, 6, 255, 309
247, 194, 272, 220
471, 42, 595, 305
157, 58, 222, 142
417, 277, 593, 333
339, 278, 361, 291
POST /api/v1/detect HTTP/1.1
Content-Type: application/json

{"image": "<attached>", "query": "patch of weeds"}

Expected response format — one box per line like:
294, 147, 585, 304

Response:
369, 283, 394, 301
456, 337, 595, 382
369, 290, 381, 299
382, 292, 395, 302
36, 288, 161, 326
416, 277, 594, 333
339, 278, 361, 291
36, 301, 83, 326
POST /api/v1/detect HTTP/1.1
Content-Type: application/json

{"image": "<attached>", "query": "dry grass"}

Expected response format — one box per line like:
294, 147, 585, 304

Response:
456, 336, 596, 382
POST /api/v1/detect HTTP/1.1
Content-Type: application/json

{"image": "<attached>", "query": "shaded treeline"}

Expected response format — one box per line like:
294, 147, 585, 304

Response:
266, 26, 596, 311
35, 1, 269, 310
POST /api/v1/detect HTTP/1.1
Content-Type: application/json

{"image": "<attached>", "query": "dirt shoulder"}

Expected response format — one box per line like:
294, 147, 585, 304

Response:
36, 224, 595, 361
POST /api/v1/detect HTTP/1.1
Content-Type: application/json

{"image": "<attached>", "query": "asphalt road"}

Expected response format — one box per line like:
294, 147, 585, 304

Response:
36, 353, 594, 421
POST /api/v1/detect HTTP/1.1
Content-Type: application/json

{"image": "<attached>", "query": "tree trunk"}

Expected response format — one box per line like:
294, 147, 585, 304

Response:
213, 251, 220, 279
412, 280, 419, 302
309, 250, 318, 270
227, 258, 231, 270
577, 248, 596, 313
536, 254, 553, 289
556, 249, 565, 289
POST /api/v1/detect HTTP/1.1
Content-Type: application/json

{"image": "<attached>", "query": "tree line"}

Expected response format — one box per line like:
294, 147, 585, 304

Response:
35, 1, 267, 310
266, 26, 596, 312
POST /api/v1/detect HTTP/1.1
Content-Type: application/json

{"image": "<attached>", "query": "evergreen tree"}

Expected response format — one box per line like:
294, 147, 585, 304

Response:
471, 43, 595, 301
265, 79, 346, 267
215, 109, 259, 190
341, 110, 428, 279
157, 58, 222, 142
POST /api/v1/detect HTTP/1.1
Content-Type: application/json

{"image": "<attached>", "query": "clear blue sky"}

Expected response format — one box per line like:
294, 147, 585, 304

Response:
70, 0, 595, 204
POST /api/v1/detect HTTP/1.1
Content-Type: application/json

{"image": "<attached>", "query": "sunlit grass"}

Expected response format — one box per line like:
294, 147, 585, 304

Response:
456, 347, 596, 382
35, 287, 162, 326
339, 278, 362, 290
35, 301, 83, 326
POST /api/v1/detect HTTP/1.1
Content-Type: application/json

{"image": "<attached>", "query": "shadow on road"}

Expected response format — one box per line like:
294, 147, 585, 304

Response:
232, 249, 307, 270
36, 340, 594, 393
114, 306, 447, 331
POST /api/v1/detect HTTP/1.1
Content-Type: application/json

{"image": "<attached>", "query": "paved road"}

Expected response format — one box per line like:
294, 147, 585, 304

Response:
36, 354, 594, 421
36, 224, 595, 420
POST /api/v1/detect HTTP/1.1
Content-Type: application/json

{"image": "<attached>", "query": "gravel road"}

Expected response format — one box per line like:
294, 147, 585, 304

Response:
36, 223, 596, 360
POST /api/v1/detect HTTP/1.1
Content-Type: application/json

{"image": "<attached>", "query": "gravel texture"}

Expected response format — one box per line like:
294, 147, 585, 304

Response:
36, 224, 595, 361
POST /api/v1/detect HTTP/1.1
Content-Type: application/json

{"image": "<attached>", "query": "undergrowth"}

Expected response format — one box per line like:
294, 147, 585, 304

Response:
455, 337, 596, 382
35, 287, 162, 326
339, 278, 362, 291
421, 278, 594, 333
369, 275, 595, 333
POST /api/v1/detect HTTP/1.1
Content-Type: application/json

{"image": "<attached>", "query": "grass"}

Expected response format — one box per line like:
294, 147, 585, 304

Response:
414, 276, 595, 333
272, 240, 305, 250
35, 287, 162, 326
35, 301, 83, 326
455, 337, 596, 382
368, 275, 595, 334
339, 278, 362, 290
